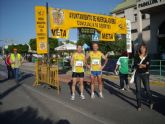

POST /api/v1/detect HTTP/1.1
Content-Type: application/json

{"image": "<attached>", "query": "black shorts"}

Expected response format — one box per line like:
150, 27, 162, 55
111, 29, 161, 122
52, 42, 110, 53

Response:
72, 72, 84, 78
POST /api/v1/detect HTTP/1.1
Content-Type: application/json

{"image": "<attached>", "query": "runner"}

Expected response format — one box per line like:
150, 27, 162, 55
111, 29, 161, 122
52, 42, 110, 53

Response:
70, 45, 85, 100
86, 43, 107, 99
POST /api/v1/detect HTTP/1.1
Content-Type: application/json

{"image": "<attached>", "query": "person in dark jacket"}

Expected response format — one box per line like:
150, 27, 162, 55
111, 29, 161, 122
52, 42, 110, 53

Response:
134, 43, 153, 111
5, 52, 14, 79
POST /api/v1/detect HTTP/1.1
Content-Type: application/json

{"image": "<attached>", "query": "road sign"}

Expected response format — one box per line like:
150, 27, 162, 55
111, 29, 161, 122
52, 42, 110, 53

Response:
78, 28, 95, 34
92, 31, 100, 41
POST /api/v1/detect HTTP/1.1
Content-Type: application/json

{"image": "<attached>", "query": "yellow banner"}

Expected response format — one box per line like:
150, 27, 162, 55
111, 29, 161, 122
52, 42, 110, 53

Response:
35, 6, 48, 54
49, 8, 127, 41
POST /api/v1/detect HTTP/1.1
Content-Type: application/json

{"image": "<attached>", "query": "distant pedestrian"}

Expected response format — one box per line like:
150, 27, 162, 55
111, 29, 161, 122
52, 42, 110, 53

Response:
10, 48, 22, 83
115, 51, 130, 91
133, 43, 153, 111
5, 52, 14, 79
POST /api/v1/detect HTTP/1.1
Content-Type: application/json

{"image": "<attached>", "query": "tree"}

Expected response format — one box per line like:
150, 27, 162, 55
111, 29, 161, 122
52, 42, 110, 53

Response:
77, 34, 92, 46
49, 38, 58, 53
7, 44, 28, 53
29, 38, 36, 51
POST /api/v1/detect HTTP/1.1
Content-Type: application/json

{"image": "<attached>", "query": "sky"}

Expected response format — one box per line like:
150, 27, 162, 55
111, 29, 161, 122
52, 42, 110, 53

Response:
0, 0, 123, 46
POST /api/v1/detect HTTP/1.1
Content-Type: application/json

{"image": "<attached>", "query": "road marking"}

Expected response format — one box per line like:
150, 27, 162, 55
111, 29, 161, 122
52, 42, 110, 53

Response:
23, 84, 113, 124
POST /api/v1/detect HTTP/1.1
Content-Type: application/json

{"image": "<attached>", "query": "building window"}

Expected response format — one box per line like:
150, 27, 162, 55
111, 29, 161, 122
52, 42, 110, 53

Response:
134, 14, 137, 21
131, 29, 138, 33
142, 14, 146, 20
143, 26, 150, 31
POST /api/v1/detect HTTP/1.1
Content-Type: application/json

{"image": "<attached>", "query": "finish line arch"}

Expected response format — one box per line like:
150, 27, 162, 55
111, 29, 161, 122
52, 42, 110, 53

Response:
35, 6, 127, 54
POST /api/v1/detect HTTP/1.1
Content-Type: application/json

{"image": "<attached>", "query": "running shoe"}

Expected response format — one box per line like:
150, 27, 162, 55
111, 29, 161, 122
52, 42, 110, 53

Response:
99, 92, 104, 98
71, 95, 75, 100
80, 94, 85, 100
91, 92, 95, 99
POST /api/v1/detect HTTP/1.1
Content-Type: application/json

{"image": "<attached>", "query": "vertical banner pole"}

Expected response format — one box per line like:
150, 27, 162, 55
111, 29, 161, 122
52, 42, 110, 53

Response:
46, 2, 50, 64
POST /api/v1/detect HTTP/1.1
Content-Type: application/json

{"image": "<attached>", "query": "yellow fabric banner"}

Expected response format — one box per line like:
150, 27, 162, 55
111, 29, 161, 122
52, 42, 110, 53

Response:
49, 8, 127, 41
35, 6, 48, 54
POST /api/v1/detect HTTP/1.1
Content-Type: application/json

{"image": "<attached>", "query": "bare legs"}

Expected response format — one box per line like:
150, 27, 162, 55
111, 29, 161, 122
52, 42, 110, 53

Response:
71, 78, 85, 100
91, 75, 103, 98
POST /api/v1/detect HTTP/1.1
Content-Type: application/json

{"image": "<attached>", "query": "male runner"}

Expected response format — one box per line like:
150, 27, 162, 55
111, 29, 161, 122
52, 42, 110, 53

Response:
86, 43, 107, 98
70, 45, 85, 100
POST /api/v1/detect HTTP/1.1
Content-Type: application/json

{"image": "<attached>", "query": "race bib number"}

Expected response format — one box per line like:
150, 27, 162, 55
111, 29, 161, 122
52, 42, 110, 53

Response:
92, 59, 100, 65
75, 61, 83, 67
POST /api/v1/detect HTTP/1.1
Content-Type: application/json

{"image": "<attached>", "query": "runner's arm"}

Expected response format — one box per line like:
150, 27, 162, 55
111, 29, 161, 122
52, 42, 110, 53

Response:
70, 55, 74, 66
101, 54, 108, 69
115, 59, 120, 72
85, 53, 90, 68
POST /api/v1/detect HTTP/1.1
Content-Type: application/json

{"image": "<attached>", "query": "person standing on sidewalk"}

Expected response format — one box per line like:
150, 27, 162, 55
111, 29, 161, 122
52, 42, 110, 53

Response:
115, 51, 130, 91
5, 51, 14, 79
86, 43, 107, 99
10, 48, 22, 83
134, 43, 153, 111
70, 45, 85, 100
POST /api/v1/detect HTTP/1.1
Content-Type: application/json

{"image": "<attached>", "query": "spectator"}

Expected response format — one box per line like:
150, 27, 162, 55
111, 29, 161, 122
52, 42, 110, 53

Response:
5, 51, 14, 79
10, 48, 22, 83
115, 51, 130, 91
133, 43, 153, 111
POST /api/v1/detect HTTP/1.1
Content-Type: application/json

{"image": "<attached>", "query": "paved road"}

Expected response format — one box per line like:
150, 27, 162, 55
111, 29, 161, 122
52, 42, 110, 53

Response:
0, 64, 165, 124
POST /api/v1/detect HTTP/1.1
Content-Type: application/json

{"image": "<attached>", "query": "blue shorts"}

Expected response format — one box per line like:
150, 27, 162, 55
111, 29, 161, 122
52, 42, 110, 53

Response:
91, 71, 102, 77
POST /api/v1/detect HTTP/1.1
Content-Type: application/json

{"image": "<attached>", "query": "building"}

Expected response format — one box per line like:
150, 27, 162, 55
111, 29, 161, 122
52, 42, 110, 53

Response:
111, 0, 165, 57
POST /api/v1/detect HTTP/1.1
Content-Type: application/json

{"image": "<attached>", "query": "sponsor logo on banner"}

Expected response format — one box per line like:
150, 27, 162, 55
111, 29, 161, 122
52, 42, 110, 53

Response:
116, 17, 127, 34
52, 9, 64, 25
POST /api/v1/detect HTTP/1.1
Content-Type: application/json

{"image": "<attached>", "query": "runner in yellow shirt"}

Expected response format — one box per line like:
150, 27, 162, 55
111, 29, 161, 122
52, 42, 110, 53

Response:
70, 45, 85, 100
86, 43, 107, 99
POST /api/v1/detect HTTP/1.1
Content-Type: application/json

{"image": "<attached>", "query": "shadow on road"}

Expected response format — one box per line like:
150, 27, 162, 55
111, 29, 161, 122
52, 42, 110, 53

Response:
0, 106, 70, 124
103, 78, 165, 116
0, 83, 22, 99
151, 90, 165, 116
0, 73, 33, 100
68, 81, 81, 95
19, 73, 33, 82
103, 78, 137, 108
0, 78, 8, 83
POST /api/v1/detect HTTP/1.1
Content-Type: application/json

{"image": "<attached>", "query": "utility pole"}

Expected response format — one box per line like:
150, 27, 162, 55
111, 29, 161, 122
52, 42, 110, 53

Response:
46, 2, 50, 64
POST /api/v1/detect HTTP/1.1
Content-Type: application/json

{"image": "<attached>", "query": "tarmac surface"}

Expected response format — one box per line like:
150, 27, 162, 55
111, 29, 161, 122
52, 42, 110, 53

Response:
0, 64, 165, 124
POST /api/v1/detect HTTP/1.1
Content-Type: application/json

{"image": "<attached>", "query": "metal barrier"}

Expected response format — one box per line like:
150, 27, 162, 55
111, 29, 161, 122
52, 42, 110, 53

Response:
33, 60, 60, 94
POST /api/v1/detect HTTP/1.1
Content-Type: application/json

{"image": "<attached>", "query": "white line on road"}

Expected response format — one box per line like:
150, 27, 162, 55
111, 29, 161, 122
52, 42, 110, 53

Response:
23, 84, 114, 124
